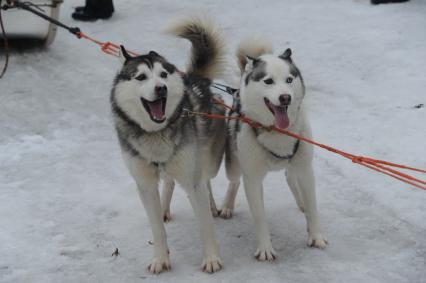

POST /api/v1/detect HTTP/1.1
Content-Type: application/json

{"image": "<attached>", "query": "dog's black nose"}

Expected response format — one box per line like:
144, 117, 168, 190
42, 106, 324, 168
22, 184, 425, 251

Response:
155, 85, 167, 97
279, 94, 291, 105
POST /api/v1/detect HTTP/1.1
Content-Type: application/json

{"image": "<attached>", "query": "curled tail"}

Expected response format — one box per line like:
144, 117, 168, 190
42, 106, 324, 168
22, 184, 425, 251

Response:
166, 17, 225, 80
236, 38, 273, 73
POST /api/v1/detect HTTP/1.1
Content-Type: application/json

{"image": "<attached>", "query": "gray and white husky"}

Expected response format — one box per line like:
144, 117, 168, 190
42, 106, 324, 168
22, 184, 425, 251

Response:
110, 18, 226, 273
222, 39, 327, 260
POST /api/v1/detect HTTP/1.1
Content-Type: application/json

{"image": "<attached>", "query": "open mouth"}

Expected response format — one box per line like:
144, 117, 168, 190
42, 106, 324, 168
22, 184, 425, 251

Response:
264, 97, 290, 129
141, 97, 167, 123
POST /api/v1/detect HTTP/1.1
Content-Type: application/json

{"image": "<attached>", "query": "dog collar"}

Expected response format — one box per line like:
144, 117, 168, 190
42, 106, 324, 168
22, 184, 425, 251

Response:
253, 127, 300, 160
268, 139, 300, 159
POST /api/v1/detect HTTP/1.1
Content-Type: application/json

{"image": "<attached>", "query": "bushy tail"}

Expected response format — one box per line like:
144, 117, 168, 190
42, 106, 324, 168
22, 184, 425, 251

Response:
236, 38, 273, 73
166, 17, 225, 79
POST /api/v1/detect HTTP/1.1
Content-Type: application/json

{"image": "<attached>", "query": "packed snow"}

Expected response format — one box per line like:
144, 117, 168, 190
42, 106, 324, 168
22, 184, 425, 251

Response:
1, 0, 425, 282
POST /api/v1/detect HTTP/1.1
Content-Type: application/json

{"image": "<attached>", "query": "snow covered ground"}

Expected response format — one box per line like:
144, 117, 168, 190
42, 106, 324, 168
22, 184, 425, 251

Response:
1, 0, 425, 282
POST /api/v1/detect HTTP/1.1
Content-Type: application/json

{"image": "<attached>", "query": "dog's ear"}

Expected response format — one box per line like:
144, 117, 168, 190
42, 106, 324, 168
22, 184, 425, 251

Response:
119, 45, 132, 64
245, 55, 260, 71
149, 51, 159, 57
279, 48, 292, 60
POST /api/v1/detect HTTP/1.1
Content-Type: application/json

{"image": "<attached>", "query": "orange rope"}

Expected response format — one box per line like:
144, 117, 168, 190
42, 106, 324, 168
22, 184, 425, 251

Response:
196, 98, 426, 191
72, 31, 425, 191
75, 32, 139, 57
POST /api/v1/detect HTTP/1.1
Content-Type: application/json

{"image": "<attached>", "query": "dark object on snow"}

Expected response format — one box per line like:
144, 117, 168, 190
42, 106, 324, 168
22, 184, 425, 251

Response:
72, 0, 114, 21
74, 6, 85, 13
371, 0, 409, 4
413, 103, 424, 109
111, 248, 119, 257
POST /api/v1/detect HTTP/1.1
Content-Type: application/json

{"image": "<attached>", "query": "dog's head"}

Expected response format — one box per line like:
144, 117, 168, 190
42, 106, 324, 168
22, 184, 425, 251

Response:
112, 46, 184, 132
240, 48, 305, 129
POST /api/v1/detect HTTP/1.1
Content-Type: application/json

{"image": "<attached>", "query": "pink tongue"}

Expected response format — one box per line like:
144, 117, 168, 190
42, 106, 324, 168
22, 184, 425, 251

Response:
148, 100, 164, 120
272, 105, 289, 129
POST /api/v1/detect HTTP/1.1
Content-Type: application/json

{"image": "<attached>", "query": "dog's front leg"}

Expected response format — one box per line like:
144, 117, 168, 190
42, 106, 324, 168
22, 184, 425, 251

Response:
291, 164, 327, 248
125, 156, 170, 274
137, 183, 171, 273
161, 178, 175, 222
186, 181, 223, 273
243, 175, 276, 261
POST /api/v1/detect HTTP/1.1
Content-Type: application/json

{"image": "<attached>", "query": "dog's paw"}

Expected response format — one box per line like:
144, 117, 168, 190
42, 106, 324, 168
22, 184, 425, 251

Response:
201, 254, 223, 273
254, 246, 277, 261
211, 207, 220, 218
307, 234, 328, 249
219, 207, 233, 219
147, 256, 171, 274
162, 210, 171, 223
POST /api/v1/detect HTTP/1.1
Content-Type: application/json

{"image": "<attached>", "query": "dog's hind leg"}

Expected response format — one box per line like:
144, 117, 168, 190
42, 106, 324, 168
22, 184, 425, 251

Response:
185, 180, 223, 273
285, 170, 304, 213
288, 164, 327, 249
161, 178, 175, 223
220, 145, 241, 219
207, 180, 219, 217
220, 181, 240, 219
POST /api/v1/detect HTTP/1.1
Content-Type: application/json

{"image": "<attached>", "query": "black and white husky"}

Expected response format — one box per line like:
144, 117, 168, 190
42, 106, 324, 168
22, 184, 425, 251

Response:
223, 39, 328, 260
110, 18, 226, 273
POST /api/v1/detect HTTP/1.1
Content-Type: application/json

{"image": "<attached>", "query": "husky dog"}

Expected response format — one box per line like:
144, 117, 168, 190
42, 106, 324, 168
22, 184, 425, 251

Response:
222, 39, 327, 260
110, 18, 226, 273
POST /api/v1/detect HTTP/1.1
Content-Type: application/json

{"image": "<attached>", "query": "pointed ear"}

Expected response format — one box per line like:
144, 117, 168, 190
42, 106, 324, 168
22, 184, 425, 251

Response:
279, 48, 292, 60
119, 45, 131, 64
245, 55, 259, 70
149, 50, 159, 57
246, 55, 257, 63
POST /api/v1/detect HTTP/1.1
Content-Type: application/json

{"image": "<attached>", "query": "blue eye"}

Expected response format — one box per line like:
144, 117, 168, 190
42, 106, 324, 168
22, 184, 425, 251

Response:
264, 78, 274, 85
135, 74, 147, 81
286, 77, 293, 83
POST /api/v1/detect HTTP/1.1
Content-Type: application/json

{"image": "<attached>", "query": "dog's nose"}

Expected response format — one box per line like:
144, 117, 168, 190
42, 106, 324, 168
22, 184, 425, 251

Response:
279, 94, 291, 105
155, 85, 167, 97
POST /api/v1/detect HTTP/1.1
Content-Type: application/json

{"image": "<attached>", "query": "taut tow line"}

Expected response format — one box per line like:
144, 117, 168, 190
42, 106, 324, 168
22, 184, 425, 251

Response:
2, 0, 425, 191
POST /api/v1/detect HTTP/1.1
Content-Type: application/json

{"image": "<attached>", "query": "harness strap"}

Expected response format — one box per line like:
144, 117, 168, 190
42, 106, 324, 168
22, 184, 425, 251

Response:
253, 127, 300, 160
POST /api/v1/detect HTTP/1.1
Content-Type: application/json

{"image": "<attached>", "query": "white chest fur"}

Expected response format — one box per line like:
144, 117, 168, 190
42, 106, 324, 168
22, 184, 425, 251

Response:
129, 130, 179, 164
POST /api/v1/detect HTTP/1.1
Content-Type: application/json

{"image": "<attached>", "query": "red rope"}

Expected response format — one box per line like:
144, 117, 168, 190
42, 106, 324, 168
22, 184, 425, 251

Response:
76, 32, 139, 57
200, 99, 426, 191
72, 30, 425, 191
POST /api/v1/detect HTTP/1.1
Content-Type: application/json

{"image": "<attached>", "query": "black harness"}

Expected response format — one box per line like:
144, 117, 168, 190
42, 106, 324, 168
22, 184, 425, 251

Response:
270, 140, 299, 160
253, 126, 300, 160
